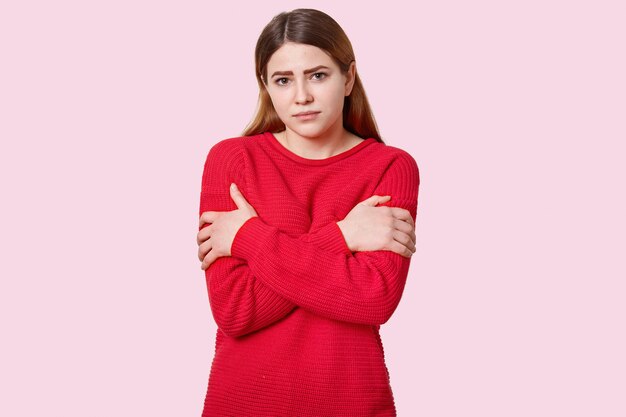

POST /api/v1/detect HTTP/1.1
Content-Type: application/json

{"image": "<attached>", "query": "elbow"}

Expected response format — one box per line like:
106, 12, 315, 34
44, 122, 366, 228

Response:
364, 286, 405, 325
209, 301, 252, 339
350, 252, 410, 325
217, 326, 247, 339
213, 317, 251, 339
345, 296, 400, 326
369, 306, 398, 326
362, 283, 407, 326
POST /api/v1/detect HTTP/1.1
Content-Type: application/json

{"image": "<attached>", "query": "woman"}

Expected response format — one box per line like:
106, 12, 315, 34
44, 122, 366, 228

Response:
196, 8, 420, 416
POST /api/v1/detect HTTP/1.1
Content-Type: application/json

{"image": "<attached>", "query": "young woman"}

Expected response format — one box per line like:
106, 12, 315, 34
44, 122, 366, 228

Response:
196, 8, 420, 416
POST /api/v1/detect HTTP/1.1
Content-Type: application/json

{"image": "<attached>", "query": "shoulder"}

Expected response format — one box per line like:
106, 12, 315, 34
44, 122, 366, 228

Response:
201, 135, 253, 185
201, 134, 267, 192
205, 135, 248, 160
367, 143, 420, 217
203, 133, 265, 169
369, 141, 420, 185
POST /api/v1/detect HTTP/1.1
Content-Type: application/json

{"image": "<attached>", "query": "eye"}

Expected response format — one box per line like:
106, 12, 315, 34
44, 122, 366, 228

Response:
275, 77, 289, 86
311, 72, 327, 80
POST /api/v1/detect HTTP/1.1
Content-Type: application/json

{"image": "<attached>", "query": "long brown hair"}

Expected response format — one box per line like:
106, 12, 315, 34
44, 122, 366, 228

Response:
242, 8, 384, 144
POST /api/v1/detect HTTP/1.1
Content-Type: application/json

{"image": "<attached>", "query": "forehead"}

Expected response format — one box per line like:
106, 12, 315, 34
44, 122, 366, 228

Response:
267, 42, 337, 71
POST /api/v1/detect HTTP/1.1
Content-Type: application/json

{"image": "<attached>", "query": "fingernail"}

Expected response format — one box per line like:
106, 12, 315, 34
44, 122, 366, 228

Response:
230, 183, 236, 190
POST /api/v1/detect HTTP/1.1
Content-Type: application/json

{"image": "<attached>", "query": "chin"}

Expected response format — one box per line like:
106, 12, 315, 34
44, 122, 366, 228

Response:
286, 123, 334, 140
285, 126, 319, 139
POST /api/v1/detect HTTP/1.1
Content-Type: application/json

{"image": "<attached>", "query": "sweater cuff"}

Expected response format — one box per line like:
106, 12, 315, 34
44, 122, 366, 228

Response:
231, 216, 275, 262
308, 221, 353, 256
231, 217, 353, 261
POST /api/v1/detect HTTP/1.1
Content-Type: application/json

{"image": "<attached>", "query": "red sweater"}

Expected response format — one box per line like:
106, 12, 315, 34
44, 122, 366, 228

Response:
199, 131, 420, 416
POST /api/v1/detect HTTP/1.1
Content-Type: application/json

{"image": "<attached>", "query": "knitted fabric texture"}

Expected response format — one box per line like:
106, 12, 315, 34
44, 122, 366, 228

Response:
199, 131, 420, 416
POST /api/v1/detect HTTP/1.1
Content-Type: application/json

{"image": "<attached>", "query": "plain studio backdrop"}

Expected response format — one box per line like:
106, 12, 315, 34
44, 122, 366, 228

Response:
1, 1, 624, 416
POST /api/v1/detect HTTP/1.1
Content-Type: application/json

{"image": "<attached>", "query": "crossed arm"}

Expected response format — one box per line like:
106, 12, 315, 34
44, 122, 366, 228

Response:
199, 219, 354, 338
198, 142, 419, 338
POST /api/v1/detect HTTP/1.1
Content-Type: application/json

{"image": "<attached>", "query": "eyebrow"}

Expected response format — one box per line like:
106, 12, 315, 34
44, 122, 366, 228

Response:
270, 65, 330, 78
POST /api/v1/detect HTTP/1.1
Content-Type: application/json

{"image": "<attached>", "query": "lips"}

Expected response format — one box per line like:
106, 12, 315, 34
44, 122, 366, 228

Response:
293, 111, 321, 122
293, 111, 320, 117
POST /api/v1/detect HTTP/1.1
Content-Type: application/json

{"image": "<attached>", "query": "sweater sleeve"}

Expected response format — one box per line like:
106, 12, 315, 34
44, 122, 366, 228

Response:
230, 152, 420, 326
199, 141, 353, 338
202, 224, 351, 338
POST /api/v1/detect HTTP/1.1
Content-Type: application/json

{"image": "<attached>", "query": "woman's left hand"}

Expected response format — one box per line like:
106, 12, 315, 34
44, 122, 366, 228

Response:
197, 183, 258, 270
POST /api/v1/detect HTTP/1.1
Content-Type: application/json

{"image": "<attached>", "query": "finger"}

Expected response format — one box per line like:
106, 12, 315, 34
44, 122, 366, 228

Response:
389, 207, 414, 227
196, 225, 212, 246
392, 219, 416, 246
360, 195, 391, 206
229, 183, 249, 209
389, 238, 413, 258
198, 238, 212, 262
392, 228, 415, 253
199, 211, 220, 229
201, 250, 217, 270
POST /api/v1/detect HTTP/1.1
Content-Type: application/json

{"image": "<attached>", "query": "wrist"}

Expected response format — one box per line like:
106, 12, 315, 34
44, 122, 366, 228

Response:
335, 220, 352, 252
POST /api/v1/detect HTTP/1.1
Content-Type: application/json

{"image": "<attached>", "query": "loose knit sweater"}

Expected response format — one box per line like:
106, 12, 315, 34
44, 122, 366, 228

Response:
198, 131, 420, 417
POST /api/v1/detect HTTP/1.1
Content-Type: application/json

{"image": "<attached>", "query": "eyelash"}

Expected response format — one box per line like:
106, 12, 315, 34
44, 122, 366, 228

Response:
275, 72, 327, 86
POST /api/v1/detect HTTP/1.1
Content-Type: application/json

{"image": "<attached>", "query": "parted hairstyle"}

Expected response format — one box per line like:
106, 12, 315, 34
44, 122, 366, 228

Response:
242, 8, 384, 144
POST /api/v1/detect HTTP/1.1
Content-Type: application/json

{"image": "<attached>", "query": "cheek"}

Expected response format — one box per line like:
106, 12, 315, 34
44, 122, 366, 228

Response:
319, 84, 346, 110
267, 91, 289, 112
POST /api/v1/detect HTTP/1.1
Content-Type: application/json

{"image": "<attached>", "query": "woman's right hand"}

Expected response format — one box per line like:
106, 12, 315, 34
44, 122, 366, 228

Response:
336, 195, 416, 258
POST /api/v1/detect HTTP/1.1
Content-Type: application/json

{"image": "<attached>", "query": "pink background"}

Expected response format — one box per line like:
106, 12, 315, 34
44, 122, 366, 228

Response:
2, 1, 624, 416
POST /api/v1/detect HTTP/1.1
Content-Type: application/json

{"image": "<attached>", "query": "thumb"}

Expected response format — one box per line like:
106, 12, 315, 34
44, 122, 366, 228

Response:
229, 183, 249, 208
360, 195, 391, 206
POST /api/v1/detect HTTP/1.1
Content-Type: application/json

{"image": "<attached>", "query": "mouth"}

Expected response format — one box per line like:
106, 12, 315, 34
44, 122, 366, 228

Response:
293, 111, 321, 121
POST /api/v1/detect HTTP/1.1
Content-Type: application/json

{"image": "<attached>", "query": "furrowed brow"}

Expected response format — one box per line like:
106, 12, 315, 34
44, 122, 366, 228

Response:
271, 65, 330, 78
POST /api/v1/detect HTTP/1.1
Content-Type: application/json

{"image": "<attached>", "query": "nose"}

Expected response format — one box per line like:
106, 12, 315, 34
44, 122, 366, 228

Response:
294, 80, 313, 104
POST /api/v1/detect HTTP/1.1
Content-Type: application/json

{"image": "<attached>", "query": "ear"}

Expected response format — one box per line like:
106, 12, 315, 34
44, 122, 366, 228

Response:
344, 61, 356, 96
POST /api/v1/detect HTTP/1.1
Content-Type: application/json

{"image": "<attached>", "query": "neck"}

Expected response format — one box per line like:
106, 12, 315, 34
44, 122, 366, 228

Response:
279, 121, 358, 160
